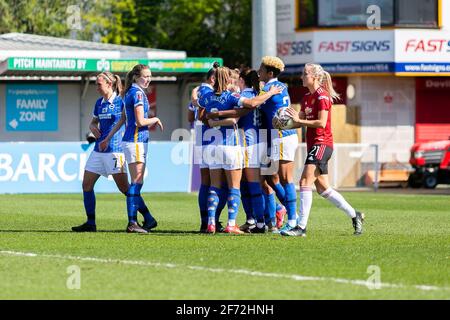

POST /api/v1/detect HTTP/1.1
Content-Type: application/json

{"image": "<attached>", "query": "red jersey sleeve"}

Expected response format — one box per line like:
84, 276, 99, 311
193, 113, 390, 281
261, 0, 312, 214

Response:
317, 94, 332, 111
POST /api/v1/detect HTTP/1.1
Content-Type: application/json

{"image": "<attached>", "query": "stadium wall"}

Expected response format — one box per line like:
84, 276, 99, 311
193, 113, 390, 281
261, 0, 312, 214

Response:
0, 142, 191, 193
0, 83, 81, 141
347, 76, 416, 163
1, 82, 183, 143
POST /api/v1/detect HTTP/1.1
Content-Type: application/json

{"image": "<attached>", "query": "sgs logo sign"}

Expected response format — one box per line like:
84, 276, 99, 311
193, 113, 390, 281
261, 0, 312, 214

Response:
277, 41, 312, 57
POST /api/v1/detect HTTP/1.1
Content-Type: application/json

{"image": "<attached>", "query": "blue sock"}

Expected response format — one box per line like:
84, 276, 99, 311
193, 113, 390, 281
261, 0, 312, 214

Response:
207, 187, 220, 222
83, 191, 96, 225
263, 192, 276, 226
273, 183, 286, 205
122, 190, 154, 223
240, 181, 253, 221
248, 182, 265, 223
227, 188, 241, 222
126, 183, 142, 223
283, 183, 297, 223
198, 184, 209, 225
137, 196, 155, 223
276, 202, 284, 212
215, 184, 228, 222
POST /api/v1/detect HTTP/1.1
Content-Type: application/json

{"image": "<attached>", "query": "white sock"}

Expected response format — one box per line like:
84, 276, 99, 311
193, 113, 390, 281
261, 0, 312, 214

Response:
320, 188, 356, 218
288, 220, 297, 227
247, 219, 255, 225
228, 219, 236, 227
208, 217, 216, 225
257, 222, 265, 229
298, 187, 313, 229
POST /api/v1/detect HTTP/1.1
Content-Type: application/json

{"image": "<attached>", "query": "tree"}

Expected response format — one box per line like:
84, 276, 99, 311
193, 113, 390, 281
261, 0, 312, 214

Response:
0, 0, 70, 36
0, 0, 252, 67
140, 0, 252, 67
80, 0, 138, 44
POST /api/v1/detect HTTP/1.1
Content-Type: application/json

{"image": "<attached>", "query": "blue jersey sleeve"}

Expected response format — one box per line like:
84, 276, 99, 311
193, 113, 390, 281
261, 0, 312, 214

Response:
198, 91, 211, 110
92, 99, 101, 117
228, 92, 241, 107
271, 87, 290, 108
133, 90, 145, 108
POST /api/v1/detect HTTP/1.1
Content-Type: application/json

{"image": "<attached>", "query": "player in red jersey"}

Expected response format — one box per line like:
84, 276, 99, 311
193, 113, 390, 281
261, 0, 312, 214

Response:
284, 63, 365, 236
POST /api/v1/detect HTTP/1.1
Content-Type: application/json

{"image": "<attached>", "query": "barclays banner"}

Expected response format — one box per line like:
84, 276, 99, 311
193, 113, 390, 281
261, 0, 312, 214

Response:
6, 84, 58, 131
0, 142, 192, 193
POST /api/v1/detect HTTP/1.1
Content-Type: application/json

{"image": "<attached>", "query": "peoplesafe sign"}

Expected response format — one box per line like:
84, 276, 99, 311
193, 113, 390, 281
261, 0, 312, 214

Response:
6, 84, 58, 131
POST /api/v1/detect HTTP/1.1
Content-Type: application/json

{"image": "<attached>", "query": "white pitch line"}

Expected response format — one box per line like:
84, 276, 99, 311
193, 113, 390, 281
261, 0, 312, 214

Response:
1, 250, 448, 293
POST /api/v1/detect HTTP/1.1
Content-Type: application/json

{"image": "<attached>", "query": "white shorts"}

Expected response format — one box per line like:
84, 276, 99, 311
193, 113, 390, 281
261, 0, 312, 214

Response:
242, 143, 266, 169
270, 134, 298, 162
85, 151, 127, 177
204, 144, 243, 171
194, 145, 208, 169
122, 142, 148, 164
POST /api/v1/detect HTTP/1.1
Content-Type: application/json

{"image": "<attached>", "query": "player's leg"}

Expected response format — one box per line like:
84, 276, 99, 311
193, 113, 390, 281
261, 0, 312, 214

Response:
244, 167, 266, 233
262, 178, 277, 232
206, 168, 223, 233
224, 168, 244, 234
281, 164, 318, 237
215, 170, 228, 231
239, 172, 255, 232
122, 142, 149, 233
198, 167, 210, 232
73, 150, 106, 232
125, 162, 149, 233
266, 173, 287, 229
268, 172, 286, 206
72, 170, 101, 232
110, 151, 156, 227
315, 175, 364, 235
113, 172, 157, 231
278, 160, 298, 231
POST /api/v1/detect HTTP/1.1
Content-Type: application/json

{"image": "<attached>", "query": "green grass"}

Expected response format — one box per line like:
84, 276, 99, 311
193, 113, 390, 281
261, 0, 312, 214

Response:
0, 192, 449, 300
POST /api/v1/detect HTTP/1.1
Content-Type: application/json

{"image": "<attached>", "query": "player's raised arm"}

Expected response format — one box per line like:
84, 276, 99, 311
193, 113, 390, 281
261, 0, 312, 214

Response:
239, 84, 282, 109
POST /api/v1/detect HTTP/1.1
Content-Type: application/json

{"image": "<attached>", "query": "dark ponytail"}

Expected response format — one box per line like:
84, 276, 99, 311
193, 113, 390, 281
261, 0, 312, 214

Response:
123, 64, 150, 98
240, 68, 260, 94
206, 61, 220, 81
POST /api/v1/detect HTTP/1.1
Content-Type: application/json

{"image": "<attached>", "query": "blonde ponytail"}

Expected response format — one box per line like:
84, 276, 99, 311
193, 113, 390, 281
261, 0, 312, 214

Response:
322, 71, 340, 102
114, 74, 123, 96
213, 67, 231, 95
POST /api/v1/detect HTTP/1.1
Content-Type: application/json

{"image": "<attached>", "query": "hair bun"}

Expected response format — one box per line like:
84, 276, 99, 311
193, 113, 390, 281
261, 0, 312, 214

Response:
212, 61, 220, 68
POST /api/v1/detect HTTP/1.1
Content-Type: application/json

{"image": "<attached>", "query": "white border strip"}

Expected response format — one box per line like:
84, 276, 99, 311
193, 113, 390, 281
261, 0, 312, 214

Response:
1, 250, 448, 293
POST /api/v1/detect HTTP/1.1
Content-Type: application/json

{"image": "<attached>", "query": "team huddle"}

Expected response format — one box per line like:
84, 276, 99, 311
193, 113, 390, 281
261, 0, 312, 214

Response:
72, 56, 365, 236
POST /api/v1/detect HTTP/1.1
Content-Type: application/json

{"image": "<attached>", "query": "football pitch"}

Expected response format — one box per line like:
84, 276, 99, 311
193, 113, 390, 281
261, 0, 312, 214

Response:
0, 192, 449, 300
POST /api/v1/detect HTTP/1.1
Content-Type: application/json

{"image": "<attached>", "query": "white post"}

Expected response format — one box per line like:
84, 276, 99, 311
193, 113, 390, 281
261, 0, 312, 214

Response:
252, 0, 277, 69
333, 146, 338, 189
